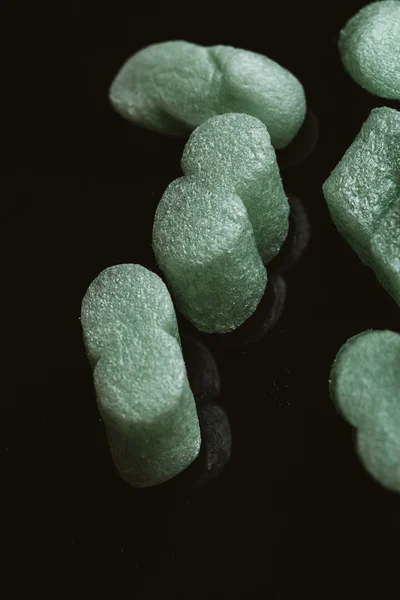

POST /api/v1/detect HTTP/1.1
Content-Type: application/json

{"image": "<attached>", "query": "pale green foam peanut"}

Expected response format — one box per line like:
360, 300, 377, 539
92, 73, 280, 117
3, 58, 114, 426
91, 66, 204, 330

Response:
181, 113, 289, 264
153, 113, 289, 333
81, 263, 179, 366
109, 40, 306, 148
153, 177, 267, 333
81, 264, 200, 487
330, 330, 400, 493
339, 1, 400, 99
322, 107, 400, 304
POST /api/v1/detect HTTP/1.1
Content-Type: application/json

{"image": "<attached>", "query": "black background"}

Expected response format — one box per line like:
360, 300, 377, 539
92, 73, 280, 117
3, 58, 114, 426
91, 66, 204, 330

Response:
3, 1, 400, 596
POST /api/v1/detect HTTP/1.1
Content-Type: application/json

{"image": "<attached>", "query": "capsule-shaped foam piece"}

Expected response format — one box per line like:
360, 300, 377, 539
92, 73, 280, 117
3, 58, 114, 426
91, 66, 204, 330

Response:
330, 330, 400, 493
322, 107, 400, 306
81, 263, 180, 366
109, 40, 306, 148
152, 113, 289, 333
81, 264, 201, 487
339, 1, 400, 99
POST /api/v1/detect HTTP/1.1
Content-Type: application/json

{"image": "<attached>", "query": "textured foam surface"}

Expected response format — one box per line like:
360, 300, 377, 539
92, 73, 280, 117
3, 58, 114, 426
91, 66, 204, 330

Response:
81, 263, 180, 366
153, 113, 289, 333
181, 114, 289, 264
330, 330, 400, 493
81, 264, 201, 487
371, 198, 400, 303
322, 107, 400, 305
109, 40, 306, 148
339, 1, 400, 99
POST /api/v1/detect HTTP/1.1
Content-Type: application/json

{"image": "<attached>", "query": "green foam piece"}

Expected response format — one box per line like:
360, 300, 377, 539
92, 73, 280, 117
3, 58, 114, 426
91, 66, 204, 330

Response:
339, 1, 400, 99
371, 199, 400, 303
81, 264, 200, 488
152, 113, 289, 333
109, 40, 306, 148
330, 330, 400, 493
322, 107, 400, 305
181, 113, 289, 264
81, 263, 180, 367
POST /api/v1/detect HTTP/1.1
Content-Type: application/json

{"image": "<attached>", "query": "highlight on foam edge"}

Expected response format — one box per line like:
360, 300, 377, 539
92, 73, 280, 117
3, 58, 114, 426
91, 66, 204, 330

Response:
322, 106, 400, 307
152, 112, 290, 334
81, 263, 201, 488
109, 40, 306, 149
330, 330, 400, 493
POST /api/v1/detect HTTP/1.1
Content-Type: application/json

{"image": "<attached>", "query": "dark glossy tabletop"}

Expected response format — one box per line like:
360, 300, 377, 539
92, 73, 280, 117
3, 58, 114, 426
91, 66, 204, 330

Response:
3, 1, 399, 596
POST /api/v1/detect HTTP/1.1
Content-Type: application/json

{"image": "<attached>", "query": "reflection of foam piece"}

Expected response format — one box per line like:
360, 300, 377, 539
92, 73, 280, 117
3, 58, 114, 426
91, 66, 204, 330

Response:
109, 40, 306, 148
211, 274, 287, 349
156, 401, 232, 492
153, 113, 289, 333
322, 107, 400, 305
276, 109, 319, 170
330, 330, 400, 493
81, 264, 200, 487
192, 402, 232, 488
268, 195, 311, 274
180, 333, 221, 404
339, 1, 400, 99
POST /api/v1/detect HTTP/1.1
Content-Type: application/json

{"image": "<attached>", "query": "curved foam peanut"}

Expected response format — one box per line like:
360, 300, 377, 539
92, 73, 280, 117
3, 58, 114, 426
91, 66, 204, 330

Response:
81, 264, 201, 488
339, 1, 400, 99
330, 330, 400, 493
109, 40, 306, 149
152, 113, 289, 333
322, 107, 400, 306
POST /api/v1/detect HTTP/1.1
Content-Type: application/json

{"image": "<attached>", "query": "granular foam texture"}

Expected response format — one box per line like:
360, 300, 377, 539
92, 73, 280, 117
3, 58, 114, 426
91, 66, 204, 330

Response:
339, 1, 400, 99
81, 264, 180, 366
109, 40, 306, 148
371, 198, 400, 304
322, 107, 400, 305
181, 113, 289, 264
330, 330, 400, 493
152, 113, 289, 333
81, 264, 201, 487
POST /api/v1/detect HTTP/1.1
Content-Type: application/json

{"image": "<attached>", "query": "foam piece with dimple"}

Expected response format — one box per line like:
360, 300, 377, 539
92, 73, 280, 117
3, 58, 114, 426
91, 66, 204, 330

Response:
109, 40, 306, 149
152, 113, 289, 333
81, 264, 201, 487
330, 330, 400, 493
181, 114, 289, 264
322, 107, 400, 305
82, 263, 180, 366
339, 1, 400, 99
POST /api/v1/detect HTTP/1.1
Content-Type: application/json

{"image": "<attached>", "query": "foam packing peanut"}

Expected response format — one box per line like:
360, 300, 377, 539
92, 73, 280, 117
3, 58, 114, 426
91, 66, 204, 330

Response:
152, 113, 289, 334
339, 1, 400, 99
322, 107, 400, 306
330, 330, 400, 493
81, 264, 201, 488
109, 40, 306, 149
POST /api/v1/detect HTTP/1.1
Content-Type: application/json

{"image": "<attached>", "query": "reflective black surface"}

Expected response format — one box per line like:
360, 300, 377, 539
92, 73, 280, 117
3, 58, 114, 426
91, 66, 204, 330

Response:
4, 2, 400, 596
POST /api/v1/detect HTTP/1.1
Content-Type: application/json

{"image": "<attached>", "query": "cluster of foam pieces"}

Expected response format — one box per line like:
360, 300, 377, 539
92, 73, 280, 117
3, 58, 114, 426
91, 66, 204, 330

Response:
152, 112, 289, 334
109, 40, 306, 149
339, 1, 400, 99
81, 264, 201, 488
323, 107, 400, 306
330, 330, 400, 493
